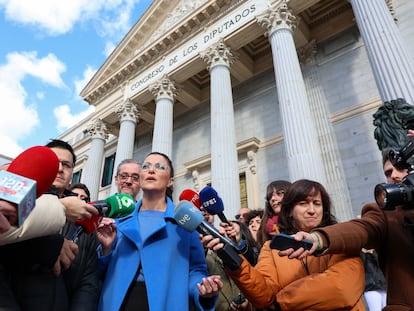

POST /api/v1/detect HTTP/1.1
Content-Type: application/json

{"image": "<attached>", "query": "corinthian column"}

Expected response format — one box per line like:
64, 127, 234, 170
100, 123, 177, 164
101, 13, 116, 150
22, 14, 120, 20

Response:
257, 2, 326, 184
299, 41, 354, 220
350, 0, 414, 103
200, 38, 241, 218
110, 100, 141, 194
83, 119, 109, 200
148, 75, 177, 158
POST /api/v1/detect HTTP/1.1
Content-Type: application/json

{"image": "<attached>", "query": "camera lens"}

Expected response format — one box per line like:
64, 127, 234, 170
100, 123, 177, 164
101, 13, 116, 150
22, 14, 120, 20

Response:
374, 183, 414, 209
374, 184, 387, 209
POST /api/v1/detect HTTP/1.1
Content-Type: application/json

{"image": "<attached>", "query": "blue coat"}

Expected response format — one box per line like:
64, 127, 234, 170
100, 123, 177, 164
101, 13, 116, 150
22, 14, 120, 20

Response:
98, 197, 216, 311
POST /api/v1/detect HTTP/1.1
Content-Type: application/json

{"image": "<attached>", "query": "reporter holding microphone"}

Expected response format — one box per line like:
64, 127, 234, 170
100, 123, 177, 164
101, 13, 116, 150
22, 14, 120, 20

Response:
0, 140, 101, 311
0, 146, 98, 245
0, 147, 66, 240
97, 152, 222, 311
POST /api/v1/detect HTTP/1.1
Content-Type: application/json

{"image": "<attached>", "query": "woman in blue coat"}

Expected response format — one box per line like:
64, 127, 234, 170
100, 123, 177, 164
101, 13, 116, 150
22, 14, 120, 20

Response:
97, 152, 222, 311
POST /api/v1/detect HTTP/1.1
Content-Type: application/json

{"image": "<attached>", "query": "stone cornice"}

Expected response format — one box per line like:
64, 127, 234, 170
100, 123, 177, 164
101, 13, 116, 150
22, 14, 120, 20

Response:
330, 96, 382, 124
183, 136, 260, 172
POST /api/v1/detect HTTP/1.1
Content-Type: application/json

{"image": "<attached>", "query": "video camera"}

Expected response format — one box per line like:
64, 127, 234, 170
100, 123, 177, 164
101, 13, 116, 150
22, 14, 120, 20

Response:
374, 139, 414, 209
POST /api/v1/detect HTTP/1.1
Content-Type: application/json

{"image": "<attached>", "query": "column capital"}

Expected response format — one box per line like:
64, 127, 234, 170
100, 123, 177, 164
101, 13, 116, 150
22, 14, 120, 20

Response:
148, 75, 178, 101
86, 119, 110, 140
298, 40, 317, 66
200, 38, 236, 69
257, 1, 298, 35
115, 100, 141, 123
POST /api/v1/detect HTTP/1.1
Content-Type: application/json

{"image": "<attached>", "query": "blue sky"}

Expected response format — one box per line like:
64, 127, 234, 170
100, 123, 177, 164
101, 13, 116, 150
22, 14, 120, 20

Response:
0, 0, 153, 159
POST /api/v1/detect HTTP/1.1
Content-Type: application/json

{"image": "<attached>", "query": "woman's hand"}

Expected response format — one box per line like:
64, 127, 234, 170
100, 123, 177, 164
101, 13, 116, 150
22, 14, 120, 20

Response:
229, 296, 251, 311
96, 217, 117, 255
197, 275, 222, 298
220, 221, 239, 243
52, 238, 78, 276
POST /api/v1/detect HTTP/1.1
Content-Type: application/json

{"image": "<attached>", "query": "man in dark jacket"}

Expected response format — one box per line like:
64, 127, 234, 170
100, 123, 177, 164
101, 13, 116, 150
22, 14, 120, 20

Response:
0, 139, 101, 311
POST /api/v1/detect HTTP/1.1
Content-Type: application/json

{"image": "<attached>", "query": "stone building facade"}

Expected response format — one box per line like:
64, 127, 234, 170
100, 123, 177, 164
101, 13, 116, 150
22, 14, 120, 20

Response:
58, 0, 414, 221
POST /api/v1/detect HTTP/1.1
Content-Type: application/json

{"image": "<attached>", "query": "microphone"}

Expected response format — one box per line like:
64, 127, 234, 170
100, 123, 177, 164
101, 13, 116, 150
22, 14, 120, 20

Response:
0, 146, 59, 226
174, 200, 238, 249
72, 193, 135, 242
174, 200, 242, 270
199, 186, 230, 224
90, 193, 136, 218
179, 189, 201, 208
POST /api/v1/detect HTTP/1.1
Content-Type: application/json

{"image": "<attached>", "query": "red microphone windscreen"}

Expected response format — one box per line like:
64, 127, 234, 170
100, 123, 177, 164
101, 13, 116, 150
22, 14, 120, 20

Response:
7, 146, 59, 198
179, 189, 201, 208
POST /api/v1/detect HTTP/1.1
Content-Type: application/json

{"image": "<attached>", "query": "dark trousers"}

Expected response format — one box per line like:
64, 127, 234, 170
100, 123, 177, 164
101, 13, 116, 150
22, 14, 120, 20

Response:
120, 282, 149, 311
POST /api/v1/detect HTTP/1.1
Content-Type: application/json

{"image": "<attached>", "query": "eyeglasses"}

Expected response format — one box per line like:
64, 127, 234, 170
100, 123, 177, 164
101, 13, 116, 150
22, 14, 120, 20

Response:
60, 160, 74, 170
141, 162, 167, 171
235, 213, 247, 220
118, 173, 140, 182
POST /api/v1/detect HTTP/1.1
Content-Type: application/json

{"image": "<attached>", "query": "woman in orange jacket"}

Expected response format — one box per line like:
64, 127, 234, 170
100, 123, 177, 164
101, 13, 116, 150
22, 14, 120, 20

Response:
202, 179, 366, 310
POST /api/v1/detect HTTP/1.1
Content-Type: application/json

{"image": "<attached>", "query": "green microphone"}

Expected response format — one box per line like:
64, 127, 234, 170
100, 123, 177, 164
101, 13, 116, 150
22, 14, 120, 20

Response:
72, 193, 136, 241
94, 193, 136, 218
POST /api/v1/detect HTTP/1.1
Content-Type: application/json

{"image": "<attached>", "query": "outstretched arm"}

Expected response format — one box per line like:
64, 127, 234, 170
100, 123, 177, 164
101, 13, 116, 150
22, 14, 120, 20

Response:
278, 231, 325, 259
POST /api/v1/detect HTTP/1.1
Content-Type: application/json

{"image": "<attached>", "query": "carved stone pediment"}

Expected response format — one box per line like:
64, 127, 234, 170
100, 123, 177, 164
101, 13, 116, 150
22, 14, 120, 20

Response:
139, 0, 208, 53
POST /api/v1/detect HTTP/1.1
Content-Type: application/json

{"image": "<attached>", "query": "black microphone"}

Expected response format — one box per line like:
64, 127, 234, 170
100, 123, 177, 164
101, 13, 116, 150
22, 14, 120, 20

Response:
199, 186, 230, 224
174, 200, 242, 270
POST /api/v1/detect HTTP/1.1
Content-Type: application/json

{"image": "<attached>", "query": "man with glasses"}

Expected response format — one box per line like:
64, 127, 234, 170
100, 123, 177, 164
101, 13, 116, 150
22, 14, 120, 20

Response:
235, 207, 251, 224
114, 159, 141, 201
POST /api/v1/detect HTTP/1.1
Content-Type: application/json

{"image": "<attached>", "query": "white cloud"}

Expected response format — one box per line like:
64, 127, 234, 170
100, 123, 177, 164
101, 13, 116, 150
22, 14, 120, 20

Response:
53, 65, 96, 133
103, 41, 117, 58
0, 136, 22, 160
1, 0, 89, 35
0, 51, 66, 157
97, 0, 137, 57
74, 65, 96, 96
0, 0, 139, 36
0, 0, 143, 157
53, 104, 95, 132
5, 52, 66, 87
97, 0, 135, 37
